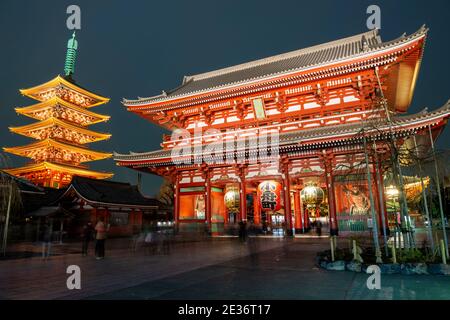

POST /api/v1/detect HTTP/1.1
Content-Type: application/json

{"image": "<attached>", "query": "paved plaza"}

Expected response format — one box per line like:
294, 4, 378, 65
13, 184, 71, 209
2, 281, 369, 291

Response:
1, 237, 450, 300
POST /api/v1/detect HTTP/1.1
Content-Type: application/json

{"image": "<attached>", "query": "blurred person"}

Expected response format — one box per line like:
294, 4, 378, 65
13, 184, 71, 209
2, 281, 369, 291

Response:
95, 217, 108, 259
81, 221, 94, 256
41, 220, 52, 260
144, 224, 156, 255
239, 220, 247, 242
316, 219, 322, 237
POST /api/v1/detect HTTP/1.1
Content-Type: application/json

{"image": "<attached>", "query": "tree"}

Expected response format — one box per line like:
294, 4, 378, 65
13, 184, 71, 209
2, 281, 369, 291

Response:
157, 178, 174, 206
0, 153, 22, 255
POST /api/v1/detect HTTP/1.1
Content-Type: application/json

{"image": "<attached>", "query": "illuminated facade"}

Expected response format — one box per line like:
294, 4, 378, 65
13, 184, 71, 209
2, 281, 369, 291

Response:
3, 33, 113, 188
115, 26, 450, 236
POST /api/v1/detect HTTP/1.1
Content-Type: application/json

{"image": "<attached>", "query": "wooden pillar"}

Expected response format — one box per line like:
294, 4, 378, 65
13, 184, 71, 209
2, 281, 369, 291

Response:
294, 190, 303, 230
324, 155, 338, 236
301, 195, 309, 230
282, 160, 293, 235
253, 192, 261, 225
91, 207, 97, 224
174, 172, 180, 224
129, 209, 135, 226
239, 181, 247, 222
136, 210, 143, 226
205, 169, 212, 230
237, 165, 247, 222
105, 208, 110, 225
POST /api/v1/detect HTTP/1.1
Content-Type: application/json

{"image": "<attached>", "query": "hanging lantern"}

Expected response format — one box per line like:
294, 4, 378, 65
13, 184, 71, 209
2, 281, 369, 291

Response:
300, 183, 324, 219
300, 183, 324, 206
257, 180, 282, 212
224, 184, 240, 213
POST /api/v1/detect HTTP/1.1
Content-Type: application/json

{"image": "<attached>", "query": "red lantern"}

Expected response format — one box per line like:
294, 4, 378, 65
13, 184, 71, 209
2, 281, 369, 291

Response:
257, 180, 282, 212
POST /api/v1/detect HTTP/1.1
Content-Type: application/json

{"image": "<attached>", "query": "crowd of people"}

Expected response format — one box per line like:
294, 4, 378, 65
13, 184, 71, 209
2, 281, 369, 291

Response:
80, 220, 174, 259
39, 217, 324, 260
38, 218, 175, 260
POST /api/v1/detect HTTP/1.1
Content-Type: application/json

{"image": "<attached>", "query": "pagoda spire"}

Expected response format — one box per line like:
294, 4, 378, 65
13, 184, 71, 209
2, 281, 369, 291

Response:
64, 32, 78, 77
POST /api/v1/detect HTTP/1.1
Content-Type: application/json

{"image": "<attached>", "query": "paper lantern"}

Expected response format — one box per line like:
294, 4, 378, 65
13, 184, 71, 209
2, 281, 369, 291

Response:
300, 183, 324, 206
257, 180, 282, 212
224, 184, 240, 213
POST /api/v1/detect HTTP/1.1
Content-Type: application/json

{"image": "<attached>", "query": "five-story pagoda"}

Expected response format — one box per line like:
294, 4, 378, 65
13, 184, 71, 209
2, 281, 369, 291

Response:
3, 32, 113, 188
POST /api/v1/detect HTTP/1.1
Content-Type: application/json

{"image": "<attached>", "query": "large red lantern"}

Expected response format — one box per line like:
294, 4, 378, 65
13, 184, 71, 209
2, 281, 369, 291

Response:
257, 180, 282, 212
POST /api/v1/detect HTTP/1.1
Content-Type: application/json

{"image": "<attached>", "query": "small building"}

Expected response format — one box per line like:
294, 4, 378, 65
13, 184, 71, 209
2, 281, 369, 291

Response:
33, 176, 169, 238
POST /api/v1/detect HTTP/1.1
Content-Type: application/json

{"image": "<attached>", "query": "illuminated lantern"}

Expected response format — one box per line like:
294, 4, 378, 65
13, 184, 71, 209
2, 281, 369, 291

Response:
224, 184, 240, 213
300, 183, 324, 206
300, 183, 324, 219
257, 180, 282, 212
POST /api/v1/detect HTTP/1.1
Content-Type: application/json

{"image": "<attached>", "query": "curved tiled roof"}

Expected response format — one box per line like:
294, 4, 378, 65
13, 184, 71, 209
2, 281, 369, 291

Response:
67, 176, 162, 207
124, 26, 427, 106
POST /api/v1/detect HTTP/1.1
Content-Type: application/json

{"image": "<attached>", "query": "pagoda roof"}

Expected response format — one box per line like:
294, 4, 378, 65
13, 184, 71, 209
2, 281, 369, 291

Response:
15, 97, 110, 125
57, 176, 161, 208
20, 75, 109, 107
9, 117, 112, 143
3, 138, 112, 162
124, 26, 427, 107
3, 161, 113, 180
114, 100, 450, 165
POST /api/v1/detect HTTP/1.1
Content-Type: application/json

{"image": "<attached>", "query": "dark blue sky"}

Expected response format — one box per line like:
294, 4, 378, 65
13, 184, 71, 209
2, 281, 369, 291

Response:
1, 0, 449, 196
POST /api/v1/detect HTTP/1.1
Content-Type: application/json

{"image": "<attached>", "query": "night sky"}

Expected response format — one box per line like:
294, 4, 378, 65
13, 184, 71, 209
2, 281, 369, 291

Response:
1, 0, 449, 196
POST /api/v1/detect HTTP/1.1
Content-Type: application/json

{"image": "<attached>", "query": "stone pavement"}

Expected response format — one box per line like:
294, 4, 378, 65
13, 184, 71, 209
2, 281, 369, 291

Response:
0, 237, 285, 300
1, 237, 450, 300
91, 238, 450, 300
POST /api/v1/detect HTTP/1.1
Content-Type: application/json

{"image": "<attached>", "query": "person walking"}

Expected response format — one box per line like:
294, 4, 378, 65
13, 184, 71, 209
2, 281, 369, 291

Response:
238, 221, 247, 242
41, 220, 52, 260
95, 217, 107, 259
316, 219, 322, 237
81, 221, 94, 256
144, 225, 156, 255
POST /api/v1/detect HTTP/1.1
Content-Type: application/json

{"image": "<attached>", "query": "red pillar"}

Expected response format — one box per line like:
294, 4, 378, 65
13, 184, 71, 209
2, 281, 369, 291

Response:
205, 169, 212, 230
129, 209, 135, 226
325, 157, 338, 236
174, 173, 180, 225
304, 209, 310, 230
294, 191, 303, 230
253, 192, 261, 225
282, 161, 293, 235
239, 174, 247, 222
91, 207, 96, 224
104, 208, 110, 226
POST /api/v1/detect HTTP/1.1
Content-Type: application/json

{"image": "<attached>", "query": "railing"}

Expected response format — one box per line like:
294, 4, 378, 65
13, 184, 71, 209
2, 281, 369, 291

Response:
337, 214, 368, 232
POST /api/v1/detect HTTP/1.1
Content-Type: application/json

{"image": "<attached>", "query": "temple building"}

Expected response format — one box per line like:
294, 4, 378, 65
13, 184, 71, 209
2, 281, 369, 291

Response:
3, 32, 113, 188
25, 176, 168, 239
115, 26, 450, 236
